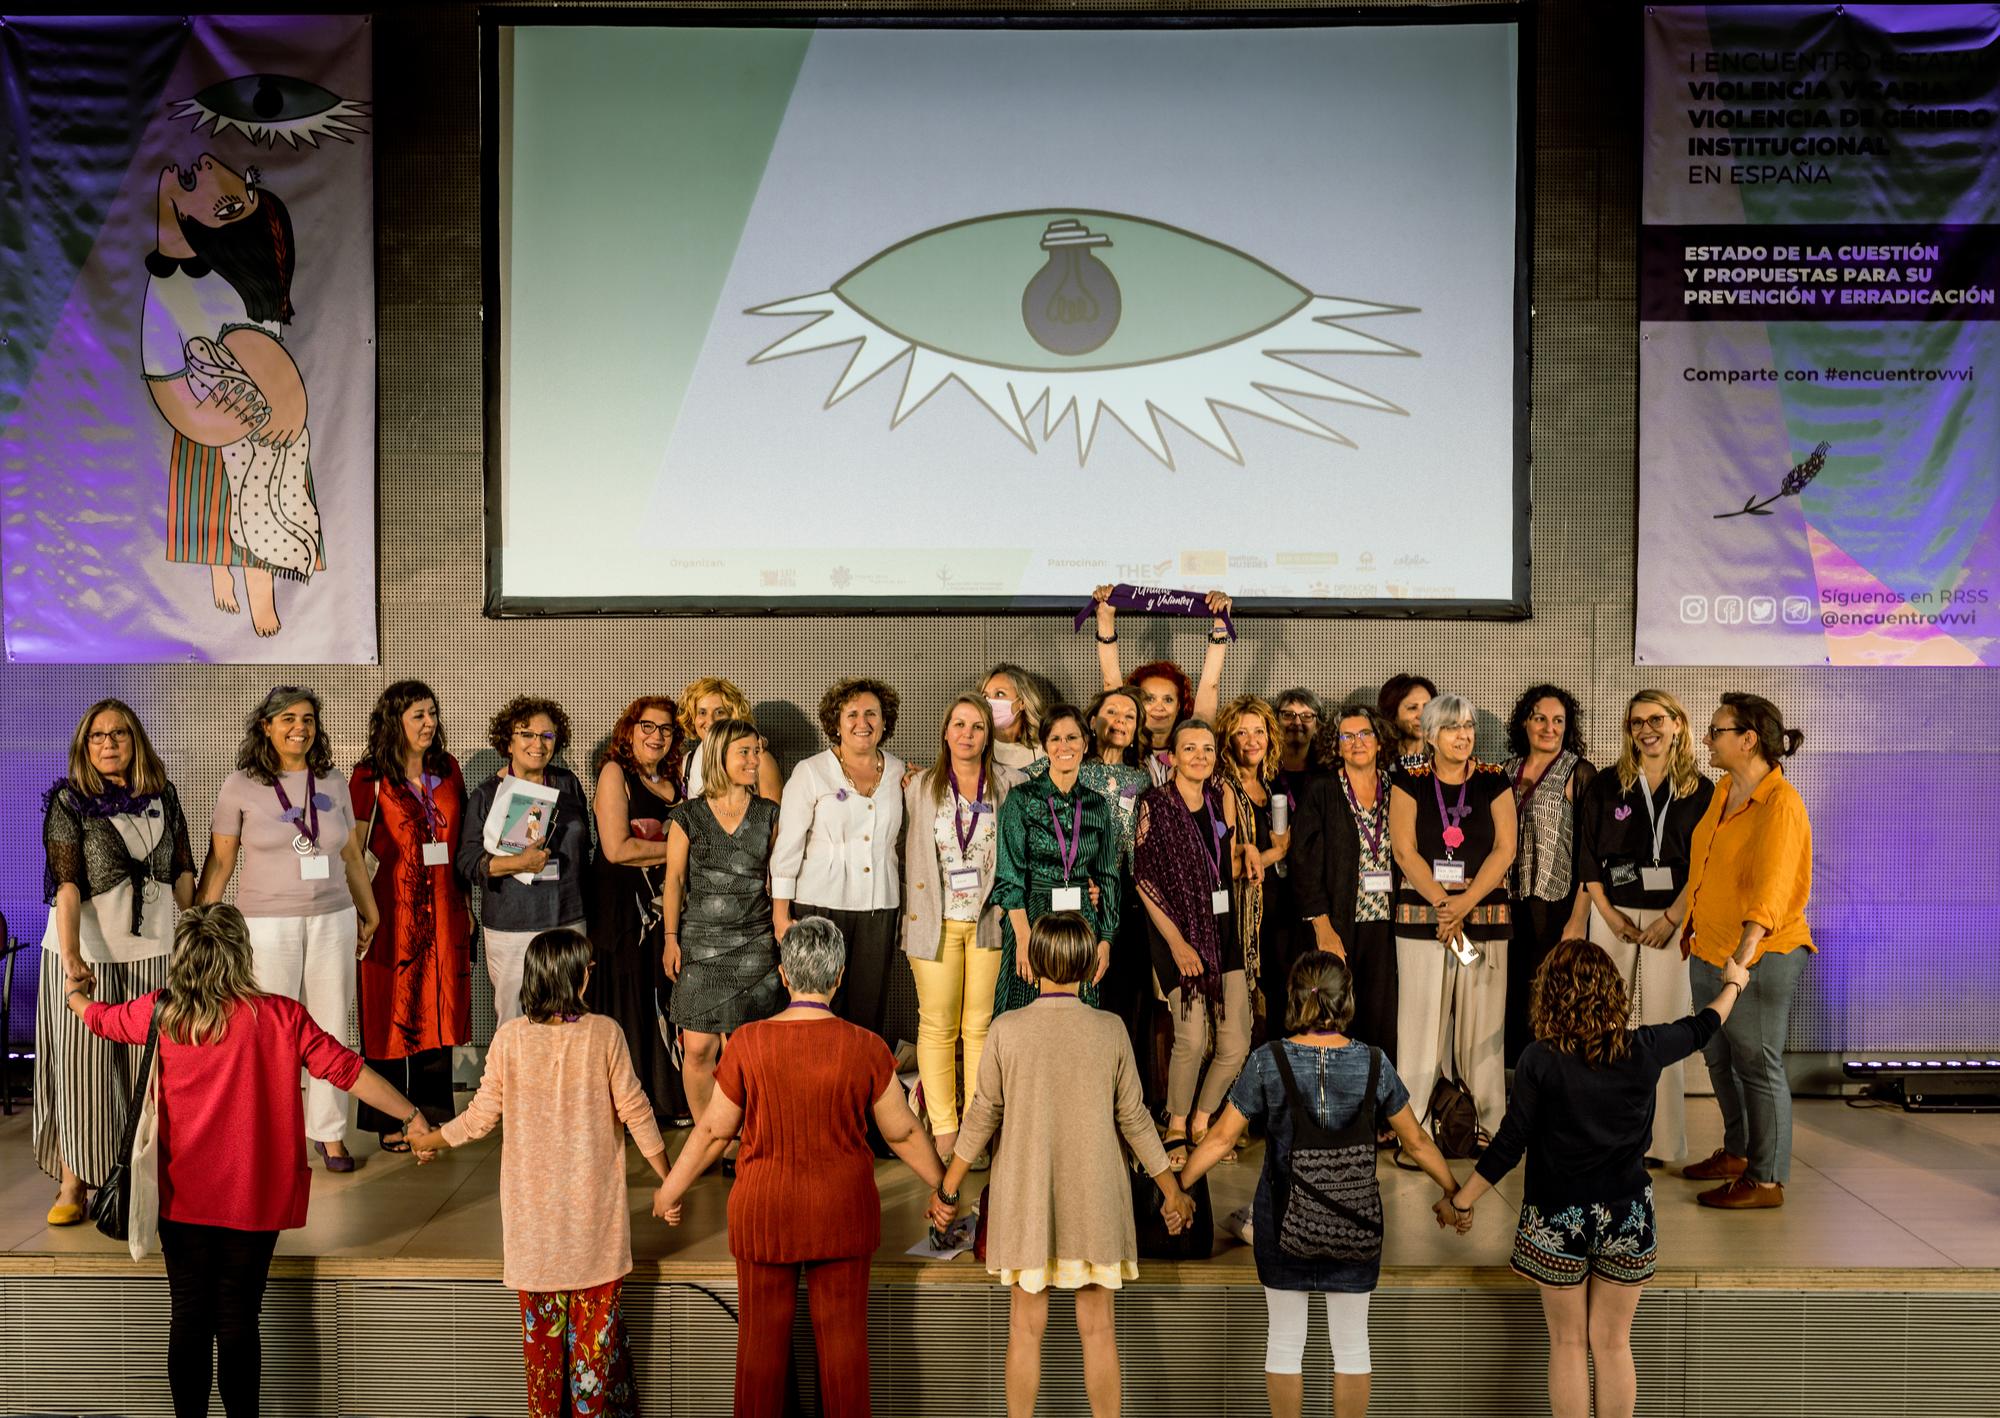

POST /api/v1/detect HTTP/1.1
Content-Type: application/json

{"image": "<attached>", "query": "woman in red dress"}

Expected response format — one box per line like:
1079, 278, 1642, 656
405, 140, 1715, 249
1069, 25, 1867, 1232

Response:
350, 679, 472, 1149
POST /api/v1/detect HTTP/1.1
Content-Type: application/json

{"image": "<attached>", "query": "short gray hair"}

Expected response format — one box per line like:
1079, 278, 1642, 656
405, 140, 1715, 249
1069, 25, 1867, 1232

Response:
779, 916, 847, 996
1273, 687, 1320, 718
1421, 693, 1478, 745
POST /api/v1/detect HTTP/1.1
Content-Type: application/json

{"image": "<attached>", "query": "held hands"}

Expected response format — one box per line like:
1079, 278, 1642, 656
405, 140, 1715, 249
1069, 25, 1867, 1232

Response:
926, 1193, 959, 1232
1434, 1194, 1473, 1234
1721, 956, 1752, 990
403, 1120, 445, 1164
1160, 1187, 1197, 1235
653, 1184, 683, 1226
61, 954, 96, 994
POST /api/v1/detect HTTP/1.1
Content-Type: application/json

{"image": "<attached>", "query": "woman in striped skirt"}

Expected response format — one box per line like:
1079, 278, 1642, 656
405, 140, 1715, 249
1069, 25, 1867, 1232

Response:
36, 699, 195, 1225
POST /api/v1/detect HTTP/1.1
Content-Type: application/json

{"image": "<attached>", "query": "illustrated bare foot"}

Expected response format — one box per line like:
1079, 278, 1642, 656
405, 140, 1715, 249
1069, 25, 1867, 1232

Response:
209, 565, 241, 614
247, 568, 281, 637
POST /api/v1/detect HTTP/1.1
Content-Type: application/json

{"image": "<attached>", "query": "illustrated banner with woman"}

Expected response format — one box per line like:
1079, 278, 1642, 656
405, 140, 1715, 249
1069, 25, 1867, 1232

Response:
1, 14, 376, 664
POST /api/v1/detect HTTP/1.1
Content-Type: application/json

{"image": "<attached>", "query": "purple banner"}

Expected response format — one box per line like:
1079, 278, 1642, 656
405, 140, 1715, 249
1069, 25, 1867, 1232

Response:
1638, 6, 2000, 667
0, 15, 377, 664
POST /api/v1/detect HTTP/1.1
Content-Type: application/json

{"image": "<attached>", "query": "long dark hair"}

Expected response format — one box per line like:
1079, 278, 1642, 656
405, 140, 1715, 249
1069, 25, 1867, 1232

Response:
361, 679, 450, 783
178, 189, 296, 324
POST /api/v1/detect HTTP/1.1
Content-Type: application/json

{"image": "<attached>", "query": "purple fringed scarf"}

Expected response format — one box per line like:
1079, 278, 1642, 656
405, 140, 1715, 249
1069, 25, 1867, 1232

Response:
1074, 584, 1236, 640
1133, 780, 1231, 1011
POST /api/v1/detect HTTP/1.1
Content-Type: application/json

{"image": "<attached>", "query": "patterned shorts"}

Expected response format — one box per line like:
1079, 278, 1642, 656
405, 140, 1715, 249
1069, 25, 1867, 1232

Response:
1509, 1185, 1657, 1288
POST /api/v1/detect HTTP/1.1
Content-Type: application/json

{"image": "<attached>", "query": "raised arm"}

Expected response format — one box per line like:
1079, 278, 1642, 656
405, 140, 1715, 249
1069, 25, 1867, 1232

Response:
1093, 585, 1123, 690
1189, 591, 1233, 723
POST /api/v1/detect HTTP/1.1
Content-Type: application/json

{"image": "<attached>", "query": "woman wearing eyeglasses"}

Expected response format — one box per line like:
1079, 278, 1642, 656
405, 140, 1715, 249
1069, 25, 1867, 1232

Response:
1292, 705, 1402, 1059
36, 700, 196, 1225
1572, 690, 1714, 1166
1090, 585, 1234, 776
1387, 694, 1516, 1140
586, 695, 688, 1124
1671, 694, 1813, 1210
199, 686, 379, 1169
458, 696, 592, 1029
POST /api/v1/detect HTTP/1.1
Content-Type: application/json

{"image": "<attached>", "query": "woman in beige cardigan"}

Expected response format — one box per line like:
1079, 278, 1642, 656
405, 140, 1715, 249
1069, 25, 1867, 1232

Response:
901, 694, 1022, 1161
930, 913, 1195, 1418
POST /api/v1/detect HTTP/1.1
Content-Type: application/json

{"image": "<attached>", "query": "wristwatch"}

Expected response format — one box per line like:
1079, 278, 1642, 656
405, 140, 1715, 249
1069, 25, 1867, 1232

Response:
935, 1184, 960, 1206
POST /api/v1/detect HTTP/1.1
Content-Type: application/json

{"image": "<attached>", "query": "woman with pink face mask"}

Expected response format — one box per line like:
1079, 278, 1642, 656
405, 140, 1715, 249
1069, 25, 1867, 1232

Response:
982, 664, 1056, 774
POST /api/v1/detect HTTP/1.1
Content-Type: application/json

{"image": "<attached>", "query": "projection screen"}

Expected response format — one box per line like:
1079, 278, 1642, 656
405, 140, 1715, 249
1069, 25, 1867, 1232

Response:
484, 14, 1527, 615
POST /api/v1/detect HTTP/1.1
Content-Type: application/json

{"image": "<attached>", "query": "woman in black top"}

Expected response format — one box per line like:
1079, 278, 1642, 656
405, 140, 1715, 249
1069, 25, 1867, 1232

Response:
1387, 693, 1515, 1140
1572, 689, 1714, 1165
1445, 940, 1748, 1418
1292, 705, 1400, 1059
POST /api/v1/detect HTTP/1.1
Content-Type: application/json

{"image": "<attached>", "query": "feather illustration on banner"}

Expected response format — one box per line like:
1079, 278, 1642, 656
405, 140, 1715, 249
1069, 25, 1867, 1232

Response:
1715, 442, 1831, 520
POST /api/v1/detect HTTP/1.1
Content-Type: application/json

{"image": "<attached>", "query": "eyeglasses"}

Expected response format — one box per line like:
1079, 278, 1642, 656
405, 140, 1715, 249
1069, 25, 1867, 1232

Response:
1337, 729, 1377, 743
1278, 712, 1318, 726
1627, 713, 1672, 733
633, 721, 673, 739
513, 729, 558, 745
1703, 723, 1749, 741
87, 728, 133, 746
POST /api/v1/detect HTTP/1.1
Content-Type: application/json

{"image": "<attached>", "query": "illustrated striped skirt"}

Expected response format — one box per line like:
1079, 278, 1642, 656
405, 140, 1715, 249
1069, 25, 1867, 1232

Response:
166, 431, 326, 578
33, 946, 169, 1188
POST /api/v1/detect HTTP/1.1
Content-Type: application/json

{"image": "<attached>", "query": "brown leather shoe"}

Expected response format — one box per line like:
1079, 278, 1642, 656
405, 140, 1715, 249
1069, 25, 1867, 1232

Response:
1698, 1178, 1784, 1209
1681, 1147, 1748, 1181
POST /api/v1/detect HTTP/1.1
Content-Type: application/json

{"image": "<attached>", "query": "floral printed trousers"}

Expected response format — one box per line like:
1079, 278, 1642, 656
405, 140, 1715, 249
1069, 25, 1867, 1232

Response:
519, 1279, 638, 1417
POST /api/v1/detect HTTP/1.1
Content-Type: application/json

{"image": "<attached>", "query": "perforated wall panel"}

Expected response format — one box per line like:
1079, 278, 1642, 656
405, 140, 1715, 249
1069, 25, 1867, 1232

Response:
1, 0, 1992, 1053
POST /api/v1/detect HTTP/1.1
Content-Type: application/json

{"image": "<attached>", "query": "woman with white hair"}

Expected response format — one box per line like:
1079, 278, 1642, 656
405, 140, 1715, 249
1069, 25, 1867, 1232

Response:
1387, 694, 1517, 1141
653, 917, 944, 1418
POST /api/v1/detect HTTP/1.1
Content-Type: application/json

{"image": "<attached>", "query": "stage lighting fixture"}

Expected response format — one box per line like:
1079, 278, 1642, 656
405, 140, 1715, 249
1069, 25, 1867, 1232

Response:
1843, 1058, 2000, 1112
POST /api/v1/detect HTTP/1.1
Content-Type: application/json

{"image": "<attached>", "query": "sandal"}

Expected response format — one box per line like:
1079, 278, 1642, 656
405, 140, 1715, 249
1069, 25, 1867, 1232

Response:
1162, 1135, 1190, 1172
379, 1134, 412, 1155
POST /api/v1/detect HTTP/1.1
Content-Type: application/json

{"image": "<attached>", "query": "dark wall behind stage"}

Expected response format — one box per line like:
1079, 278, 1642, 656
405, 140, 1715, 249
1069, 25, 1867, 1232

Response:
0, 0, 1988, 1055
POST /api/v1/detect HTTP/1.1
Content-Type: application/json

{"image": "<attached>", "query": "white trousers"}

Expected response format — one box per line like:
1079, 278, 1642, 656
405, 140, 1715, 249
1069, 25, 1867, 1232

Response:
1394, 932, 1509, 1139
483, 921, 584, 1027
247, 908, 357, 1143
1585, 903, 1695, 1162
1263, 1288, 1372, 1375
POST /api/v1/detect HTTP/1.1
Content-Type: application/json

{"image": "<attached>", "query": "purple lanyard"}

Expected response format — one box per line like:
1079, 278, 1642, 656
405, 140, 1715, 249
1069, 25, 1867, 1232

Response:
949, 769, 987, 857
273, 772, 319, 848
410, 771, 445, 837
1433, 770, 1471, 855
1342, 770, 1386, 857
790, 1000, 833, 1013
1048, 795, 1083, 883
1193, 792, 1226, 886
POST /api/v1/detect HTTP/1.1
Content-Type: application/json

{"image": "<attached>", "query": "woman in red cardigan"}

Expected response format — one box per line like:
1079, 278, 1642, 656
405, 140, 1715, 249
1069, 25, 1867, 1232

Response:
68, 904, 425, 1418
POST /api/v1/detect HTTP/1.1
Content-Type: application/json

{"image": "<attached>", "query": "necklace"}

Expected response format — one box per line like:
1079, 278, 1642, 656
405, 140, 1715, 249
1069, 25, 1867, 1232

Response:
834, 749, 881, 801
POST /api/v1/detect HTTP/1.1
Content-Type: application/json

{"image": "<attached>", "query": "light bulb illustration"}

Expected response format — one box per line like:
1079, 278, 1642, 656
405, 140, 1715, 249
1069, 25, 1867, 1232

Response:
1021, 220, 1121, 356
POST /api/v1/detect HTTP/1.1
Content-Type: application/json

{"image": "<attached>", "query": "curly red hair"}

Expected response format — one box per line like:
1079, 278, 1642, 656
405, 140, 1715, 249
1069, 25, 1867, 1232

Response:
600, 695, 682, 784
1530, 938, 1632, 1067
1127, 660, 1192, 717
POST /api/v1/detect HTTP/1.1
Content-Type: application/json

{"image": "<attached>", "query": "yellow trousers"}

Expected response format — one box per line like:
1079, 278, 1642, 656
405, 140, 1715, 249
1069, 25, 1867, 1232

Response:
909, 919, 1000, 1134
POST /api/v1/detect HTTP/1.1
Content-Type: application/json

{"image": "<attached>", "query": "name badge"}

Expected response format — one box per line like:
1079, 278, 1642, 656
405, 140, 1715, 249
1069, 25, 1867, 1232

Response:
1050, 885, 1084, 912
1433, 859, 1466, 886
537, 860, 561, 882
1211, 888, 1231, 915
1361, 870, 1393, 894
1641, 866, 1676, 893
948, 866, 982, 893
299, 854, 332, 881
422, 841, 450, 867
1607, 861, 1639, 888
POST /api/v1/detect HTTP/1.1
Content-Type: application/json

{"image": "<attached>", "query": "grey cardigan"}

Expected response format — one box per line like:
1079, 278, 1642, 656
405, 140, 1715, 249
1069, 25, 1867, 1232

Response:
900, 763, 1022, 961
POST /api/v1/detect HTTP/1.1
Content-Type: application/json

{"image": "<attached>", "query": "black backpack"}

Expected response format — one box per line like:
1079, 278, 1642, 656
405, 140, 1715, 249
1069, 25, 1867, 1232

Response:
1270, 1042, 1385, 1265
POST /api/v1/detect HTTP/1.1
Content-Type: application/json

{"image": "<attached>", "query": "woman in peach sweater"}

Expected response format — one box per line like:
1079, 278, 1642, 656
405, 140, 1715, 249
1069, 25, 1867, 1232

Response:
408, 929, 669, 1417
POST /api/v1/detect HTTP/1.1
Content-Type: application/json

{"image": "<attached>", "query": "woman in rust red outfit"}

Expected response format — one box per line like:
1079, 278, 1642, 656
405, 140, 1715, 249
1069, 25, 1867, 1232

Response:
350, 679, 471, 1149
654, 916, 944, 1417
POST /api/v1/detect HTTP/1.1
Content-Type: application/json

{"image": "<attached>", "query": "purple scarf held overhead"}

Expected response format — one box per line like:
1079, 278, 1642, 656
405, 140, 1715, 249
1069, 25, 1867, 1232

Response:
1073, 584, 1236, 641
1132, 780, 1231, 1011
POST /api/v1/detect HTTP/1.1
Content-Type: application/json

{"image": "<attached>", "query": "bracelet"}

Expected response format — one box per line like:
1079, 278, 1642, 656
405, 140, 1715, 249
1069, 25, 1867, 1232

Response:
403, 1110, 426, 1132
1208, 631, 1229, 644
66, 987, 91, 1000
1095, 631, 1117, 644
936, 1184, 960, 1206
1451, 1198, 1474, 1214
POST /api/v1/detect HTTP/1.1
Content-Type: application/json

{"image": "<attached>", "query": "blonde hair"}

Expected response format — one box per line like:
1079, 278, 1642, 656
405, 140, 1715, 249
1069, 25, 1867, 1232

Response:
66, 699, 169, 799
925, 694, 998, 809
700, 719, 764, 799
1614, 689, 1704, 799
1215, 695, 1281, 786
678, 677, 755, 740
156, 904, 266, 1046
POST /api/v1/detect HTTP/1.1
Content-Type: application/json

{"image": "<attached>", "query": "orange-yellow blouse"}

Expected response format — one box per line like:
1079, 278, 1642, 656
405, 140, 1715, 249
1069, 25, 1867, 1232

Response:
1683, 764, 1814, 967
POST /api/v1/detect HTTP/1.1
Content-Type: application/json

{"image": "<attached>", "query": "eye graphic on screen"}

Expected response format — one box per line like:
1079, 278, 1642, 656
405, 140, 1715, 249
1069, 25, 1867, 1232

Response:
171, 74, 370, 148
749, 209, 1416, 468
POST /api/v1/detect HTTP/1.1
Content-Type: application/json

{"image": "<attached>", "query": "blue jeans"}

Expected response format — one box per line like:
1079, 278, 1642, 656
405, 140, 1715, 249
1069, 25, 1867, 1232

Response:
1691, 949, 1808, 1183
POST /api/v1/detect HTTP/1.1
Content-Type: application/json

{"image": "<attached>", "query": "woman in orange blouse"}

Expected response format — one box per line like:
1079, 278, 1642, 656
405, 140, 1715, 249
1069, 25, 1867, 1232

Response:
1658, 693, 1812, 1210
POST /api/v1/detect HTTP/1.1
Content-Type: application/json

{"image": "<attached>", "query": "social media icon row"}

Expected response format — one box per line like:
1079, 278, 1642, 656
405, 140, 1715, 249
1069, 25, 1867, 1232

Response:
1678, 594, 1815, 626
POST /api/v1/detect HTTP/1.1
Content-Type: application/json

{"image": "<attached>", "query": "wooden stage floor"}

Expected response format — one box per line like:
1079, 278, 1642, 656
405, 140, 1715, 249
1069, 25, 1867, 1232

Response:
4, 1096, 1996, 1290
